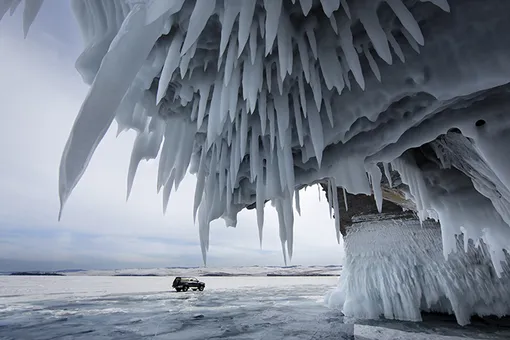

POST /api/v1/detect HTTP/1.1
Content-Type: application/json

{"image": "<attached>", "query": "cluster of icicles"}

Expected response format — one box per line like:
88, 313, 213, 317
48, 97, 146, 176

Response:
3, 0, 453, 263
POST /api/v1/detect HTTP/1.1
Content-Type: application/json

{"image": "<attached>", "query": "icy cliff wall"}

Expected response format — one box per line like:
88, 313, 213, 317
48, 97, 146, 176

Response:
3, 0, 510, 268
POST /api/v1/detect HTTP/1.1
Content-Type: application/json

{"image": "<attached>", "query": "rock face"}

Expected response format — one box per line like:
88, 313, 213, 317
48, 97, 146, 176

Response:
320, 183, 415, 236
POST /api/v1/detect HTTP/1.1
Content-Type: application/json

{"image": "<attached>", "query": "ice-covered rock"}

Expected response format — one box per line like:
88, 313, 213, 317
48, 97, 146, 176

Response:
326, 216, 510, 326
5, 0, 510, 323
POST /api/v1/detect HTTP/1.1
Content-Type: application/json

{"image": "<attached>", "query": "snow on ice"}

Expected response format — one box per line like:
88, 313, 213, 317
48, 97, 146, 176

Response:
4, 0, 510, 325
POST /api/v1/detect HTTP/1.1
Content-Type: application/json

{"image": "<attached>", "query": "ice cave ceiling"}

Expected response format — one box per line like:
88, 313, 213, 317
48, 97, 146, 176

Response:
3, 0, 510, 267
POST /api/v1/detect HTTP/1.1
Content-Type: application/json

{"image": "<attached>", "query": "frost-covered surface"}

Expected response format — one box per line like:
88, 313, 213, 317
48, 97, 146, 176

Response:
326, 217, 510, 326
2, 276, 510, 339
4, 0, 510, 269
65, 265, 342, 277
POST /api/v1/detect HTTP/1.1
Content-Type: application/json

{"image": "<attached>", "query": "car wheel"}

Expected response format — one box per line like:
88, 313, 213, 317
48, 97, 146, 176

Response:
198, 286, 204, 291
182, 286, 189, 292
176, 288, 181, 292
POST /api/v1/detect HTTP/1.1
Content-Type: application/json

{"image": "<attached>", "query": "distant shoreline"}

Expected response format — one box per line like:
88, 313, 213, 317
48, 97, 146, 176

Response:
1, 265, 342, 277
4, 273, 338, 277
9, 271, 64, 276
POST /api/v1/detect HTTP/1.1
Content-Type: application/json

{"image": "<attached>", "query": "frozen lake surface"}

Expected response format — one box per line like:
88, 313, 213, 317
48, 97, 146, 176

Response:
1, 276, 510, 339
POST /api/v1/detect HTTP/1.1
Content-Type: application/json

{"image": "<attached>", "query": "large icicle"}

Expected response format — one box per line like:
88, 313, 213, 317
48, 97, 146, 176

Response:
58, 5, 166, 219
181, 0, 216, 55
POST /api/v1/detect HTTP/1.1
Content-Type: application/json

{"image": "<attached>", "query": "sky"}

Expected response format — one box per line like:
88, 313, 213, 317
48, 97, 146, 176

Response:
0, 2, 344, 271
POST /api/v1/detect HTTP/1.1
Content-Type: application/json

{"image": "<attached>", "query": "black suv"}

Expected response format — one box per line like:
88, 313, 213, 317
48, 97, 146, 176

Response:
172, 277, 205, 292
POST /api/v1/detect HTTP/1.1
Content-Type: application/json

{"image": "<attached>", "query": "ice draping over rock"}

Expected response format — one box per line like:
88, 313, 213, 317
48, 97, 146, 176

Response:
326, 217, 510, 325
4, 0, 510, 270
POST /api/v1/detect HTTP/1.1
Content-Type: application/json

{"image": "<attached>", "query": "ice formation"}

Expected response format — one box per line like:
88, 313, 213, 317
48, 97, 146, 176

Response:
5, 0, 510, 324
326, 216, 510, 326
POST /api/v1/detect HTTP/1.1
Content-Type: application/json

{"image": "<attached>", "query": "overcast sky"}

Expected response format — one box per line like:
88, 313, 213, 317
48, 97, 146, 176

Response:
0, 2, 344, 271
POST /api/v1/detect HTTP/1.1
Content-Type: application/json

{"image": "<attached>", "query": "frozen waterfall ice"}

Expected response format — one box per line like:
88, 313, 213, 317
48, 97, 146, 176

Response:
5, 0, 510, 325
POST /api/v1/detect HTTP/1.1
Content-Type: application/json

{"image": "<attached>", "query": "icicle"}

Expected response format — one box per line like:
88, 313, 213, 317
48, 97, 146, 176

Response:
173, 124, 197, 190
193, 148, 208, 222
274, 92, 290, 150
181, 0, 216, 56
421, 0, 450, 12
304, 21, 318, 60
343, 187, 348, 211
8, 0, 21, 16
358, 8, 392, 64
198, 201, 211, 265
295, 189, 301, 216
157, 30, 184, 104
292, 90, 305, 146
309, 65, 323, 111
267, 99, 276, 151
340, 0, 351, 19
296, 33, 311, 82
58, 5, 166, 219
306, 99, 325, 166
275, 199, 288, 265
258, 91, 268, 135
282, 132, 295, 195
263, 0, 282, 55
298, 73, 307, 118
329, 15, 338, 35
323, 92, 335, 127
363, 44, 381, 82
239, 108, 248, 160
331, 178, 341, 244
383, 162, 393, 187
318, 183, 321, 201
238, 0, 256, 57
22, 0, 44, 38
179, 41, 197, 78
327, 179, 333, 218
318, 38, 344, 91
387, 30, 405, 63
283, 195, 295, 259
224, 34, 238, 86
299, 0, 313, 16
219, 0, 242, 57
321, 0, 340, 17
339, 24, 365, 90
401, 26, 420, 53
196, 83, 211, 130
228, 61, 241, 121
265, 60, 273, 92
256, 165, 265, 247
162, 170, 176, 215
368, 164, 383, 213
249, 21, 258, 64
277, 14, 293, 81
386, 0, 424, 46
127, 130, 148, 200
0, 2, 11, 21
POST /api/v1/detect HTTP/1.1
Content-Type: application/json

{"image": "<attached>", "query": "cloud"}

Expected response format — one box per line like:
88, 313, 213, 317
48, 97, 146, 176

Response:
0, 7, 344, 271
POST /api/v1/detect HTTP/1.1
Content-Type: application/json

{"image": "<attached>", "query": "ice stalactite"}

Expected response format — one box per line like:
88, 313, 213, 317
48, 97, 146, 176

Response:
6, 0, 510, 310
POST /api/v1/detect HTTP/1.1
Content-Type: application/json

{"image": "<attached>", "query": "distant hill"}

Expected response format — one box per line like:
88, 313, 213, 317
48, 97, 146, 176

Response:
64, 265, 343, 277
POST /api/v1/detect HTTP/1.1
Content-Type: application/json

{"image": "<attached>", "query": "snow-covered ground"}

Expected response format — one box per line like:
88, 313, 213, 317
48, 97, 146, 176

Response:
1, 276, 509, 340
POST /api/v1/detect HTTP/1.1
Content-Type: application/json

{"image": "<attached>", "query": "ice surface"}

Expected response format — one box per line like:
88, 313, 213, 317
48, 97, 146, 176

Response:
1, 276, 509, 339
6, 0, 510, 322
